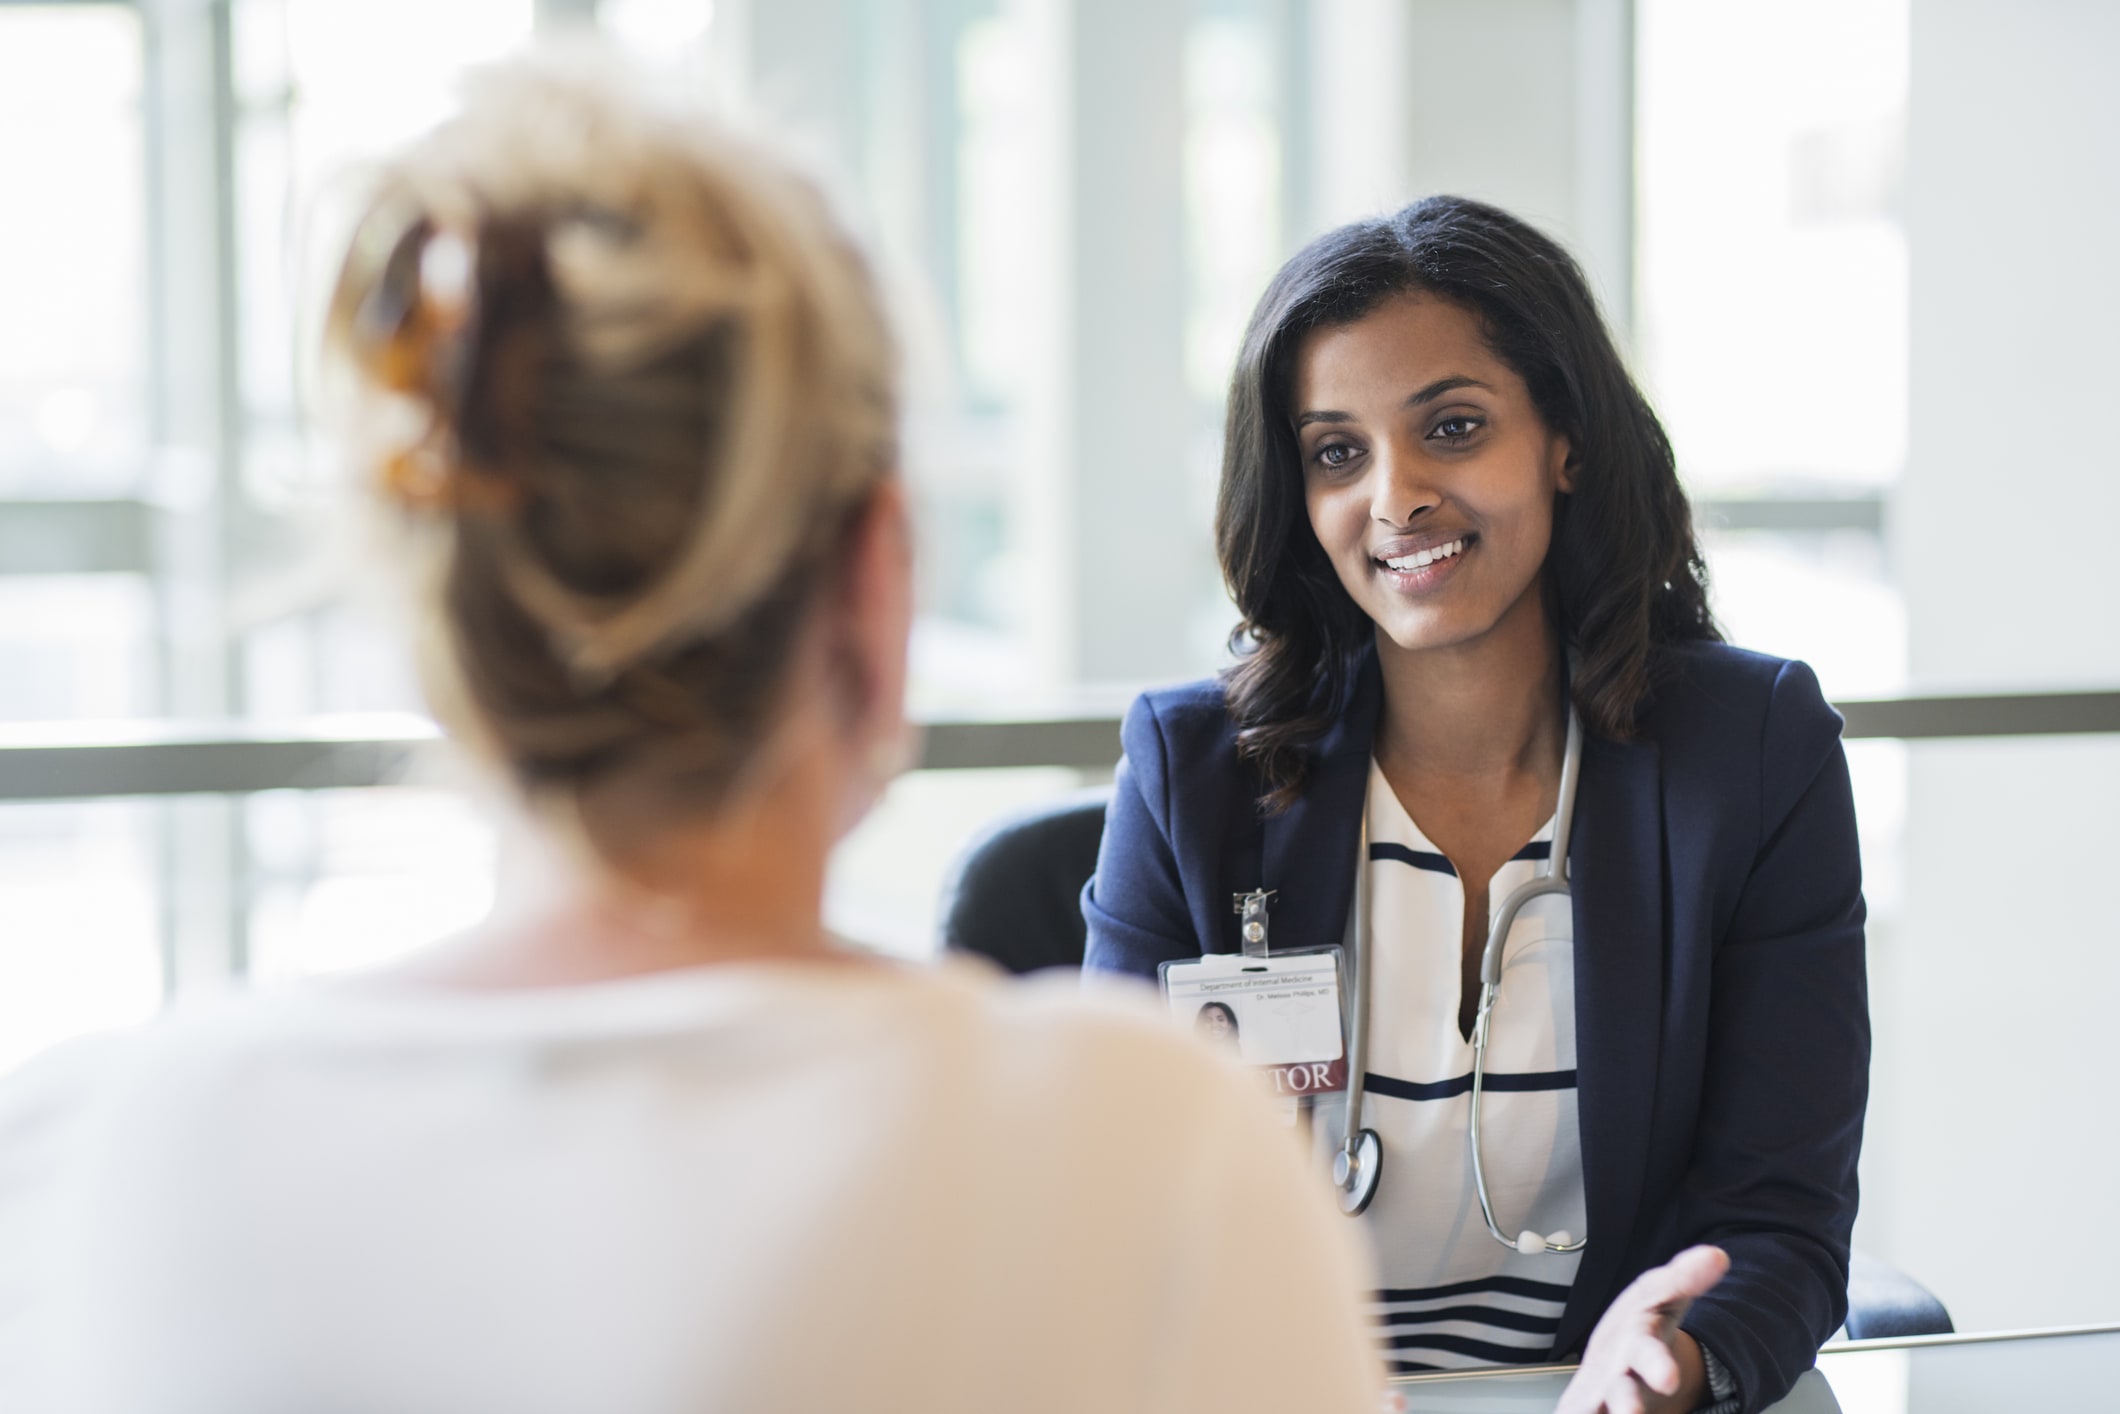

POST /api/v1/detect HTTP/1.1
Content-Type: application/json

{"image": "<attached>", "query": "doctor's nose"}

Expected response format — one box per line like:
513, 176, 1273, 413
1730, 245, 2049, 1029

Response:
1369, 441, 1441, 528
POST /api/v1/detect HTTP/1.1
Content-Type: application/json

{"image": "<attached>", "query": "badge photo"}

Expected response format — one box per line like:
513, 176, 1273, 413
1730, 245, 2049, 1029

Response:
1159, 951, 1349, 1098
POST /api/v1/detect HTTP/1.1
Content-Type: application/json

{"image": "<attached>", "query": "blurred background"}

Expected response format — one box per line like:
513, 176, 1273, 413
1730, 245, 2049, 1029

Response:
1, 0, 2114, 1340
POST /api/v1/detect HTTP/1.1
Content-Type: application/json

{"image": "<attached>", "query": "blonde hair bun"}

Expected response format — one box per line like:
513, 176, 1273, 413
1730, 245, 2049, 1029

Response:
328, 48, 897, 823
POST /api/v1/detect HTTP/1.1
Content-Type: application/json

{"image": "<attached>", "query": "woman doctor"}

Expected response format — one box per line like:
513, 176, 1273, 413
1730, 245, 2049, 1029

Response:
1083, 196, 1868, 1414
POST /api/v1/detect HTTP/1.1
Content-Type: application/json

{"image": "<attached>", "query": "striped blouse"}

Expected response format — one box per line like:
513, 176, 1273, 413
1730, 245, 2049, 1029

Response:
1336, 759, 1586, 1376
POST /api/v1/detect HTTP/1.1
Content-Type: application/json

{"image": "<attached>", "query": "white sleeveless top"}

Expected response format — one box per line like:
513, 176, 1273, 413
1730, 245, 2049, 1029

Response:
1331, 760, 1588, 1374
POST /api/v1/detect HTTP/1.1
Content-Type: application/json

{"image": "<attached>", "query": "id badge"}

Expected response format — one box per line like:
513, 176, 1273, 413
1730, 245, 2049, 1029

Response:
1159, 949, 1350, 1099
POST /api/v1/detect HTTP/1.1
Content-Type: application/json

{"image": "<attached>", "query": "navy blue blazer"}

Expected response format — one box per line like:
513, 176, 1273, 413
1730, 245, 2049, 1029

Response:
1083, 641, 1868, 1413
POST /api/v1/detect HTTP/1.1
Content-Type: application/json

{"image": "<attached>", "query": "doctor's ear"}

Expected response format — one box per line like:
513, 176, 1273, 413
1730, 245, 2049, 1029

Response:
1554, 437, 1580, 495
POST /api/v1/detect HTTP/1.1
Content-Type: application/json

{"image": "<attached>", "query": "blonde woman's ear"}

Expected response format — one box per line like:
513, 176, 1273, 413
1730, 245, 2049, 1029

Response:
848, 477, 913, 710
834, 477, 917, 832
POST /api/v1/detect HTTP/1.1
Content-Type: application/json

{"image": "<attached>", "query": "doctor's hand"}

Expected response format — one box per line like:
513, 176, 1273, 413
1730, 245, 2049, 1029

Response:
1555, 1245, 1729, 1414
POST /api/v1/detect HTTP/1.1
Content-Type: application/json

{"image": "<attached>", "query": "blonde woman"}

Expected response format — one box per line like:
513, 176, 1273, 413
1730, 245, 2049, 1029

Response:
0, 57, 1381, 1414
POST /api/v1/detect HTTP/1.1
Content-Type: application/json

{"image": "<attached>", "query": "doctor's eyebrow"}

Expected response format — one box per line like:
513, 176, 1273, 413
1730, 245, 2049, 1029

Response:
1402, 375, 1492, 408
1293, 376, 1495, 429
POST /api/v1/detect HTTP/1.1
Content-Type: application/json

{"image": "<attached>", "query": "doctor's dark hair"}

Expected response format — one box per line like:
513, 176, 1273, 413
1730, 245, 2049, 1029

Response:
1216, 195, 1718, 811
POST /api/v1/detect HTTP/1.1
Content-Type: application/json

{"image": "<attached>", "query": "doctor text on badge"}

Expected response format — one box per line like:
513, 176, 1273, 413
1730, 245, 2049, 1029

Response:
1160, 952, 1350, 1094
1265, 1056, 1349, 1095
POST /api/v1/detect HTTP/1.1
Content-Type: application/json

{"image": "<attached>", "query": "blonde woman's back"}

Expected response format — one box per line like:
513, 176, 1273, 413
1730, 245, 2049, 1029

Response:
0, 959, 1382, 1414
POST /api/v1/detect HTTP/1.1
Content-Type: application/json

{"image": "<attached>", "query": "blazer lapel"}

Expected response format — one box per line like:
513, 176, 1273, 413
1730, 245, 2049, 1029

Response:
1553, 731, 1667, 1357
1255, 652, 1382, 956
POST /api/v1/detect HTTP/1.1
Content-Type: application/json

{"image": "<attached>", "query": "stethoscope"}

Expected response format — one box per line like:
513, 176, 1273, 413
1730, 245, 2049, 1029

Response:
1332, 707, 1587, 1261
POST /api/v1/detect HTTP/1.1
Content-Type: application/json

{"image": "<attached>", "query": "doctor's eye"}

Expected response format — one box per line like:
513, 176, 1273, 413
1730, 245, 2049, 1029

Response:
1312, 442, 1360, 471
1428, 416, 1484, 444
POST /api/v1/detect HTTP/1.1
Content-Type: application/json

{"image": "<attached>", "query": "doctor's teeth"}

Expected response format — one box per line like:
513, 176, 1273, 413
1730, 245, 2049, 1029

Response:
1383, 539, 1464, 571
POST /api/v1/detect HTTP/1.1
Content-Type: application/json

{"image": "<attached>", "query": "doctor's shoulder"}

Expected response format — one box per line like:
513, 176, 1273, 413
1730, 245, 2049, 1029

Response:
1105, 675, 1259, 847
1640, 640, 1846, 764
1117, 676, 1244, 775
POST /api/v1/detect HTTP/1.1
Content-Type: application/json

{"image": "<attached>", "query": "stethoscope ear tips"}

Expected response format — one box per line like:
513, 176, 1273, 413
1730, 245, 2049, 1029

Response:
1514, 1229, 1575, 1254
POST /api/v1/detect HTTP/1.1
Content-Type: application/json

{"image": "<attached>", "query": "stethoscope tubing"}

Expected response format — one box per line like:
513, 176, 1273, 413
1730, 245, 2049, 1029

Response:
1339, 709, 1586, 1256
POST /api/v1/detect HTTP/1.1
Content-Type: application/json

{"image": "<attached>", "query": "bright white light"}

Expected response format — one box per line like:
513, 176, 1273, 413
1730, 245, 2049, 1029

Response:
0, 5, 145, 491
247, 790, 500, 980
1184, 18, 1280, 404
0, 801, 162, 1080
1638, 0, 1910, 491
35, 387, 97, 455
1816, 1346, 1910, 1414
602, 0, 715, 56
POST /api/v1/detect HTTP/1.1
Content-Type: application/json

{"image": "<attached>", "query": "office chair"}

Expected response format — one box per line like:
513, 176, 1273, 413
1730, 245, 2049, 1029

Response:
1843, 1251, 1953, 1340
941, 787, 1955, 1340
938, 785, 1112, 974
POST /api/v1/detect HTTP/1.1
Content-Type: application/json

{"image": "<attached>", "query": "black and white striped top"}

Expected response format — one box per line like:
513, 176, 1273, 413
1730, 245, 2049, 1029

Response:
1334, 760, 1586, 1375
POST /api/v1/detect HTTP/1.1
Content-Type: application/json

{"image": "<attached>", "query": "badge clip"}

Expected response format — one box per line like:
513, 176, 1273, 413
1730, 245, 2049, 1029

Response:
1231, 888, 1277, 958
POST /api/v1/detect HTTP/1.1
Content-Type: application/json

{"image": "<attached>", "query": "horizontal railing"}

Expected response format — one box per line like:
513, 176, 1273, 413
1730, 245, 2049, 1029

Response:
0, 493, 1890, 582
0, 690, 2116, 803
1833, 691, 2120, 740
0, 492, 1888, 576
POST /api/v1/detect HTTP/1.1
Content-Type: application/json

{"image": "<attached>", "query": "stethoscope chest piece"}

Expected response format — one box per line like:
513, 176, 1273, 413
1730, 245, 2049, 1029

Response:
1334, 1128, 1382, 1216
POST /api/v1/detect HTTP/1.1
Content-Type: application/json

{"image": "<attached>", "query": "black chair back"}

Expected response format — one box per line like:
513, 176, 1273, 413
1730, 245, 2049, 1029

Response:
1844, 1251, 1954, 1339
939, 786, 1111, 974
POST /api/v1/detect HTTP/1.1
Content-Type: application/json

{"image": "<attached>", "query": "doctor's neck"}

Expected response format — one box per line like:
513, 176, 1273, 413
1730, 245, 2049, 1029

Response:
1372, 585, 1566, 785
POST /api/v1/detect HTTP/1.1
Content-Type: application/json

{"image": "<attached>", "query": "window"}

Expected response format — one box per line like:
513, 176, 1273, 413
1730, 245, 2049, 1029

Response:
1637, 0, 1910, 701
0, 5, 147, 502
1636, 0, 1912, 922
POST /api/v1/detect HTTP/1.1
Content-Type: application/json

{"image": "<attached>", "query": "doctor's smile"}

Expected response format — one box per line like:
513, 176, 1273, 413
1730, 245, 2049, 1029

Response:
1371, 533, 1473, 592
